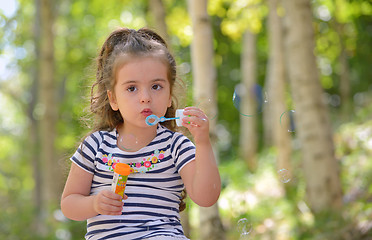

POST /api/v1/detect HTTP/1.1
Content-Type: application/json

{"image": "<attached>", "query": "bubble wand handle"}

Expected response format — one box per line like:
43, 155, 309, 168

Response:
159, 116, 179, 122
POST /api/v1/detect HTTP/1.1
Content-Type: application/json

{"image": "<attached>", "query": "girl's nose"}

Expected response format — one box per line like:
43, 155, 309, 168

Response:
140, 90, 151, 103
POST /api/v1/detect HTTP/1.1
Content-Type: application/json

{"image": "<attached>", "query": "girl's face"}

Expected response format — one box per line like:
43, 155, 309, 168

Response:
107, 56, 172, 130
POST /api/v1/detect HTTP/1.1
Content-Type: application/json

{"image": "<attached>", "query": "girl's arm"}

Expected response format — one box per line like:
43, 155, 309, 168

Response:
61, 163, 124, 221
179, 107, 221, 207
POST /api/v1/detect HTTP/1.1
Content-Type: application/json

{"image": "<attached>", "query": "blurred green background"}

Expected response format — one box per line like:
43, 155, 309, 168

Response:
0, 0, 372, 239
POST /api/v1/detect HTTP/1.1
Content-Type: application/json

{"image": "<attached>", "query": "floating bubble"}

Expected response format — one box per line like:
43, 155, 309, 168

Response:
279, 110, 296, 132
118, 133, 139, 151
53, 209, 68, 222
233, 83, 268, 117
195, 97, 217, 120
237, 218, 252, 236
55, 228, 71, 240
178, 62, 191, 75
277, 169, 291, 183
239, 234, 251, 240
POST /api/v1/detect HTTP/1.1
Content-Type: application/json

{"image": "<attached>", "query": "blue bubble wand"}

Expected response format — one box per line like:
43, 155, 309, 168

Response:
145, 114, 180, 126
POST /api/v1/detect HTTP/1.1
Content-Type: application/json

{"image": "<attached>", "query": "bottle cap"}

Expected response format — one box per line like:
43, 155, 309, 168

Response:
175, 109, 185, 127
114, 163, 131, 176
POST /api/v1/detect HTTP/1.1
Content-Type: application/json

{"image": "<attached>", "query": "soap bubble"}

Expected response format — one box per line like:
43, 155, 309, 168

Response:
118, 133, 139, 151
55, 228, 71, 240
53, 209, 68, 222
279, 110, 296, 132
195, 97, 217, 120
277, 169, 291, 183
233, 83, 268, 117
237, 218, 252, 237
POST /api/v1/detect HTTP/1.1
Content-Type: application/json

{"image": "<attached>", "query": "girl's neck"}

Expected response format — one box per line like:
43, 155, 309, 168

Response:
116, 123, 158, 152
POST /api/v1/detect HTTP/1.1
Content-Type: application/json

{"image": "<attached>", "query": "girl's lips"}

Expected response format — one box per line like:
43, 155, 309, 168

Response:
141, 109, 153, 117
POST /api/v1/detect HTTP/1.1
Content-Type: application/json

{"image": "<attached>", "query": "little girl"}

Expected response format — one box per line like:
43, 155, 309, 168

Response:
61, 27, 221, 240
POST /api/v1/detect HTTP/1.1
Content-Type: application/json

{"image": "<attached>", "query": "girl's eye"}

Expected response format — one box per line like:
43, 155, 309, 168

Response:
127, 86, 137, 92
152, 84, 163, 90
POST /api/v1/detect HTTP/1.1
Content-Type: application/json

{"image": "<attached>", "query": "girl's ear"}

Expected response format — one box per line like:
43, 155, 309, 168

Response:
107, 90, 119, 111
168, 96, 172, 108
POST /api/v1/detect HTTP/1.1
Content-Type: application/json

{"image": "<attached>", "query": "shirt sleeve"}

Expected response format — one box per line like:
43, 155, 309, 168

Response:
70, 131, 102, 174
171, 133, 196, 172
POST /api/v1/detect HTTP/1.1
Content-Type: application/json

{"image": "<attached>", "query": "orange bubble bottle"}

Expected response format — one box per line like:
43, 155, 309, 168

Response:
111, 163, 131, 198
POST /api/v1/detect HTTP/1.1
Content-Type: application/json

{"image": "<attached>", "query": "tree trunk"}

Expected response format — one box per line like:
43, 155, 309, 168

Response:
266, 0, 292, 174
148, 0, 170, 45
334, 21, 351, 119
31, 0, 43, 234
39, 0, 59, 231
188, 0, 225, 239
339, 45, 351, 116
282, 0, 343, 213
240, 30, 258, 171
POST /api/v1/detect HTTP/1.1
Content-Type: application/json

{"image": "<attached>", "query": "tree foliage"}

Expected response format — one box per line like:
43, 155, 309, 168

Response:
0, 0, 371, 239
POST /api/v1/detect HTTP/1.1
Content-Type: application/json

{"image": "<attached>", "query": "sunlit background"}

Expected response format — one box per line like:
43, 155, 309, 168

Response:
1, 0, 372, 239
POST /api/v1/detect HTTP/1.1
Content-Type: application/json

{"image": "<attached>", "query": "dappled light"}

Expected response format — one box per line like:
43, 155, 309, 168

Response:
0, 0, 372, 239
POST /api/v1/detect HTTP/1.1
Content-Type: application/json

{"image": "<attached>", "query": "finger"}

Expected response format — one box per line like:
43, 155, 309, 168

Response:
184, 107, 204, 116
183, 115, 208, 127
103, 190, 123, 201
101, 201, 124, 212
182, 119, 200, 128
184, 106, 198, 110
101, 207, 123, 216
122, 194, 129, 200
110, 198, 125, 207
98, 194, 124, 212
184, 111, 208, 123
107, 210, 123, 216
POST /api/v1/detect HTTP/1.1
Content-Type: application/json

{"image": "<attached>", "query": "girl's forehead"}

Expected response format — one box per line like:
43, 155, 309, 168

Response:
115, 54, 168, 71
118, 56, 168, 71
115, 57, 169, 83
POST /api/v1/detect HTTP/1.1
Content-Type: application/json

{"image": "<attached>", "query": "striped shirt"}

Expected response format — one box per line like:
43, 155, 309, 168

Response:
71, 125, 195, 240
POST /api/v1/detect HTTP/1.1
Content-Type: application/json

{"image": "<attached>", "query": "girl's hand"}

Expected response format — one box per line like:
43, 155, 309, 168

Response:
93, 190, 127, 216
179, 107, 221, 207
182, 107, 210, 144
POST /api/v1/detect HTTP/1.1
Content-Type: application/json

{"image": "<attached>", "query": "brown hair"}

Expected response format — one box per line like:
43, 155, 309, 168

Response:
88, 27, 187, 212
90, 27, 179, 132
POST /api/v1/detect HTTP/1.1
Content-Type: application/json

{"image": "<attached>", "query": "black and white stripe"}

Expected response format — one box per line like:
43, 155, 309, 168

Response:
71, 125, 195, 240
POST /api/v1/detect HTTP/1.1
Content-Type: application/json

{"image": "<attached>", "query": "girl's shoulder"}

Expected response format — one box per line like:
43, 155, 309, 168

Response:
82, 128, 116, 146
